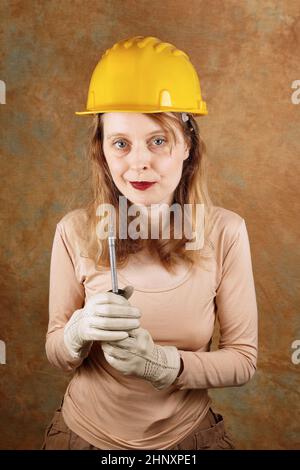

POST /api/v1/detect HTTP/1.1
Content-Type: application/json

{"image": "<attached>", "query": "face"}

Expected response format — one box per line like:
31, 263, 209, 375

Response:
102, 113, 189, 208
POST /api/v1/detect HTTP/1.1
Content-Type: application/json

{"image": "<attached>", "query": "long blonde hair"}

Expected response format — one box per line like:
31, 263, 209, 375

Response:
79, 112, 215, 273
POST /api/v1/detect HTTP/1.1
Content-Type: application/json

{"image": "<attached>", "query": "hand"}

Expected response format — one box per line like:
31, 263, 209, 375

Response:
63, 286, 140, 359
101, 327, 181, 390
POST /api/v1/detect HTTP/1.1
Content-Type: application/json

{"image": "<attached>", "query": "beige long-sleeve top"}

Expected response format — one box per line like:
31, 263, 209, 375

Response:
45, 205, 258, 450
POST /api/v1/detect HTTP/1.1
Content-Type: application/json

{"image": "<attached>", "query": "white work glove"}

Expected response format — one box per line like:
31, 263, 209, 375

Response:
63, 286, 140, 359
101, 327, 182, 390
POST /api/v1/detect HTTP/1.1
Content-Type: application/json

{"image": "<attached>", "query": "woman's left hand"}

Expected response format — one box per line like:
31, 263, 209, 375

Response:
101, 327, 181, 390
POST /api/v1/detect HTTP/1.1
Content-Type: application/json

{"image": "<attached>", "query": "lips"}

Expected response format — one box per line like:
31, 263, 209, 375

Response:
130, 181, 156, 191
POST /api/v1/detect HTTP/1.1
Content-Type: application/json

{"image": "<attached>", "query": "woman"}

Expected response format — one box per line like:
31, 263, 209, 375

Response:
42, 36, 258, 450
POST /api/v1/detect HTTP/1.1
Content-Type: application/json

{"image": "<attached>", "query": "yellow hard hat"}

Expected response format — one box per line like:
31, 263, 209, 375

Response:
75, 36, 207, 116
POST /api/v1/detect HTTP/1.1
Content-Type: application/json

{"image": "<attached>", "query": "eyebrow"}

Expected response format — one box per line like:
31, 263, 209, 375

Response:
107, 130, 165, 140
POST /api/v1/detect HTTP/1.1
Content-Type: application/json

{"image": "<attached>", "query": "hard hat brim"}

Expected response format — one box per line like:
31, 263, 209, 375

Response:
75, 103, 208, 116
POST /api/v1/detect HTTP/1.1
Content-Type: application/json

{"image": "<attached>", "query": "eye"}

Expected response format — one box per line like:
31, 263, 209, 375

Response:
152, 137, 166, 146
113, 140, 128, 150
112, 136, 167, 151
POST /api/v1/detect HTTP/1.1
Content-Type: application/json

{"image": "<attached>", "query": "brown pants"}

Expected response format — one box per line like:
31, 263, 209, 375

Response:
41, 402, 235, 450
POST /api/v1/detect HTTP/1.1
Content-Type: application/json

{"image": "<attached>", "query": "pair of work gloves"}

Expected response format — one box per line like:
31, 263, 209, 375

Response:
63, 286, 182, 390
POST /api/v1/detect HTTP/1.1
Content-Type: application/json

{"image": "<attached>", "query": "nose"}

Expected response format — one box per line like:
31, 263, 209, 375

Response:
128, 145, 152, 173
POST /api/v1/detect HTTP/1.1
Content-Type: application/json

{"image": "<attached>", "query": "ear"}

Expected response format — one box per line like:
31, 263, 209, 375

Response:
183, 144, 190, 161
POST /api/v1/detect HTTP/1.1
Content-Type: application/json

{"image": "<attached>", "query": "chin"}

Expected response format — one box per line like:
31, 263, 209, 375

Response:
129, 195, 159, 207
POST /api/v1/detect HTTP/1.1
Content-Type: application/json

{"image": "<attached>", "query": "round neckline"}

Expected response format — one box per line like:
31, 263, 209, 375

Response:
118, 261, 194, 293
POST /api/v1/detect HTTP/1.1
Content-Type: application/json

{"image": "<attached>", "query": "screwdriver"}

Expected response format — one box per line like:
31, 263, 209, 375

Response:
107, 214, 127, 298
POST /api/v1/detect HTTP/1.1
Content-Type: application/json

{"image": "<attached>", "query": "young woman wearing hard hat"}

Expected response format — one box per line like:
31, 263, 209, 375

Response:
42, 36, 258, 450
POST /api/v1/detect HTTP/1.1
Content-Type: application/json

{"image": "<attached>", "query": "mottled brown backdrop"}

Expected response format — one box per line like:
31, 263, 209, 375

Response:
0, 0, 299, 450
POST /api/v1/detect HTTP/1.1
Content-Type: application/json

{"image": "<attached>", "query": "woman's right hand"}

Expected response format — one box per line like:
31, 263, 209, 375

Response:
63, 286, 140, 359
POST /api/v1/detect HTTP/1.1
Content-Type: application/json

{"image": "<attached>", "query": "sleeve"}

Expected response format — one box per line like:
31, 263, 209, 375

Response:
173, 218, 258, 389
45, 223, 86, 372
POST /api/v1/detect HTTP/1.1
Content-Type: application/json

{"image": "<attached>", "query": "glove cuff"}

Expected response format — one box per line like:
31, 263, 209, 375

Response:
63, 309, 93, 359
146, 345, 181, 390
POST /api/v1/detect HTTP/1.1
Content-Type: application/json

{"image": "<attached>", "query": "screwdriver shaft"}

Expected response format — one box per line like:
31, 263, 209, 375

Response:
108, 215, 118, 294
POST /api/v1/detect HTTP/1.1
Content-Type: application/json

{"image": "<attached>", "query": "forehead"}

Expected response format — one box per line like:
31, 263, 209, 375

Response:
102, 112, 182, 139
102, 112, 161, 129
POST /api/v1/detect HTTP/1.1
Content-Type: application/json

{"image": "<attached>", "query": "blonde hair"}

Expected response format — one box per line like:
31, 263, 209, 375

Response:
79, 112, 215, 273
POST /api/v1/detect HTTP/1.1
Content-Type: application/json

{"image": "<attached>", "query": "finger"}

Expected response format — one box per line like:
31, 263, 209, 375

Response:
89, 292, 131, 307
105, 337, 136, 350
102, 343, 130, 360
85, 329, 129, 341
90, 316, 140, 330
127, 327, 142, 338
94, 304, 141, 318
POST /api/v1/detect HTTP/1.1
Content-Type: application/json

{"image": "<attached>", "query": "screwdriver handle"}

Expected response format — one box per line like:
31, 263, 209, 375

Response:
107, 288, 128, 298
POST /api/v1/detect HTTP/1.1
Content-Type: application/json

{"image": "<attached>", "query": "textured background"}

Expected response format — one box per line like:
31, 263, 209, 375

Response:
0, 0, 299, 450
